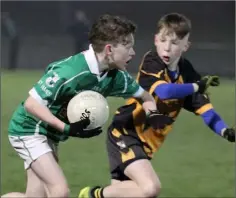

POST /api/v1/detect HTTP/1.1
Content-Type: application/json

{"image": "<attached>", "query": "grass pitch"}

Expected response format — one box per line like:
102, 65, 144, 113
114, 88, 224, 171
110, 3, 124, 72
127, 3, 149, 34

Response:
1, 70, 235, 197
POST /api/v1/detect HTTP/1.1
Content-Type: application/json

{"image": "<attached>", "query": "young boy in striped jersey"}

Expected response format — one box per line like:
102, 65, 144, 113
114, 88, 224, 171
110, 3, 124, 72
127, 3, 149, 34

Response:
79, 13, 234, 198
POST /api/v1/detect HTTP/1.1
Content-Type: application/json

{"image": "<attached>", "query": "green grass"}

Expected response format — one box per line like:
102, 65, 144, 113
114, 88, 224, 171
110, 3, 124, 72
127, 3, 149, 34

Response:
1, 70, 235, 197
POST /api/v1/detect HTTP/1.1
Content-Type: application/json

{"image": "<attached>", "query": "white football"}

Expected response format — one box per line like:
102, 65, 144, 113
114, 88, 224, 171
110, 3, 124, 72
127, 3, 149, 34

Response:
67, 90, 109, 130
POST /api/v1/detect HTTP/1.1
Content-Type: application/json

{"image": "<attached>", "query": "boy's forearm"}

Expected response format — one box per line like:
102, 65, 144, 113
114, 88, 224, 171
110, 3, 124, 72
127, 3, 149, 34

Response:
24, 96, 66, 132
155, 83, 199, 99
138, 91, 157, 114
201, 109, 228, 136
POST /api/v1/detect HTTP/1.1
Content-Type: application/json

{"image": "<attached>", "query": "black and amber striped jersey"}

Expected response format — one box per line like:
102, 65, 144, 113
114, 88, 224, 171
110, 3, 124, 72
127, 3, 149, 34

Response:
110, 50, 213, 157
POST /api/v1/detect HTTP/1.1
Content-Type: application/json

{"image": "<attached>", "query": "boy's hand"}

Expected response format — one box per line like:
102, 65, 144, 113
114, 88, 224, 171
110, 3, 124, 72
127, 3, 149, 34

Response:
146, 110, 174, 130
222, 127, 235, 142
64, 119, 103, 138
196, 75, 220, 94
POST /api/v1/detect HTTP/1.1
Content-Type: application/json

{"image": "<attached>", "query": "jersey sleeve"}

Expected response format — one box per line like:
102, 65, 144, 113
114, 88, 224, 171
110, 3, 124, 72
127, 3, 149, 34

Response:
138, 51, 167, 94
108, 70, 144, 98
29, 66, 70, 106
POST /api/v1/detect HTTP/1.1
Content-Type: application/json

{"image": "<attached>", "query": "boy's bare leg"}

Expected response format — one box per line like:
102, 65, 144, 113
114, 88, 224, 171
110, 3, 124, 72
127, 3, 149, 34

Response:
28, 152, 69, 198
79, 159, 161, 198
103, 159, 161, 198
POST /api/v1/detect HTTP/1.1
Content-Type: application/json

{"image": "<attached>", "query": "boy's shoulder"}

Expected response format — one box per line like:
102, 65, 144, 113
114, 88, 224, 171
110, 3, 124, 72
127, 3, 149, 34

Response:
179, 57, 201, 81
179, 56, 194, 68
140, 49, 166, 73
179, 56, 198, 73
43, 54, 91, 78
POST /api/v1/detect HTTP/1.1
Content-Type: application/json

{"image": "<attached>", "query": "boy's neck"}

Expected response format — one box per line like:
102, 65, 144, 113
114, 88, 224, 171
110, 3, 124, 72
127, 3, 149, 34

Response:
167, 57, 180, 71
95, 52, 109, 72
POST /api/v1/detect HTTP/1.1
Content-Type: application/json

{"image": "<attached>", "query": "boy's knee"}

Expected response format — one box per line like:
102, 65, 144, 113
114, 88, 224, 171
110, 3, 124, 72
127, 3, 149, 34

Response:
48, 184, 70, 198
141, 179, 161, 198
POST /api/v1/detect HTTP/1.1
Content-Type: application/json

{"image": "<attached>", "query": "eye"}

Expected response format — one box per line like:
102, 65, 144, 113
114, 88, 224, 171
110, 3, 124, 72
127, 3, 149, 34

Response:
159, 38, 166, 42
172, 40, 179, 45
126, 44, 133, 49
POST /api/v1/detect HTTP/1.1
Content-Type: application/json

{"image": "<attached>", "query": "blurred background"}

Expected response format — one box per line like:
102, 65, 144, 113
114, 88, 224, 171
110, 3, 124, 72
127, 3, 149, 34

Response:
1, 1, 235, 197
1, 1, 235, 76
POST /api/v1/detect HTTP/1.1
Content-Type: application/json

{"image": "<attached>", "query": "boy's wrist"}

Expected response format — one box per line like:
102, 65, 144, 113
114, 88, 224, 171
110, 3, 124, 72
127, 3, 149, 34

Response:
192, 83, 199, 92
63, 124, 70, 134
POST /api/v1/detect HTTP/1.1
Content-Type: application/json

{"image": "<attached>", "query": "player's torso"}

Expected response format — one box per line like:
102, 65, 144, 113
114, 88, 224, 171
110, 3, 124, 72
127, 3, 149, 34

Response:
49, 70, 120, 125
82, 69, 121, 97
114, 77, 184, 156
111, 51, 193, 155
153, 69, 185, 119
8, 54, 120, 141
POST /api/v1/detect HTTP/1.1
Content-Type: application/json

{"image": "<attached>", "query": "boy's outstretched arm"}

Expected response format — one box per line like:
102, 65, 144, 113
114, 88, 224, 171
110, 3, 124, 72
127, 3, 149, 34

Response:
201, 109, 235, 142
154, 75, 219, 100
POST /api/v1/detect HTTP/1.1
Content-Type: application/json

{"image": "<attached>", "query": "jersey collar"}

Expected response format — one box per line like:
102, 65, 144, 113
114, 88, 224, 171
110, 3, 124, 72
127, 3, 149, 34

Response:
83, 44, 100, 75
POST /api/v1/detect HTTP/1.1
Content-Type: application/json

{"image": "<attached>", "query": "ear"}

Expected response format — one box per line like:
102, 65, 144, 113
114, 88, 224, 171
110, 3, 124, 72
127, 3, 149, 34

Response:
183, 41, 191, 52
154, 34, 158, 46
104, 44, 113, 56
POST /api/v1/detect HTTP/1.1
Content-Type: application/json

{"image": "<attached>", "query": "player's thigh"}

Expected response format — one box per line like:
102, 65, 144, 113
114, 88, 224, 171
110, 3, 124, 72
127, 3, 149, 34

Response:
8, 134, 65, 193
8, 134, 58, 169
26, 168, 47, 197
31, 152, 67, 186
30, 151, 68, 188
124, 158, 160, 188
106, 126, 150, 181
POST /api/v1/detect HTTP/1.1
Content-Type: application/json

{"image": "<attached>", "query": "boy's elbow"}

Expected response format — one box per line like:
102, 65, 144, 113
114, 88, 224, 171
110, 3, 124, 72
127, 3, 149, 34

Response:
24, 96, 41, 113
24, 96, 33, 112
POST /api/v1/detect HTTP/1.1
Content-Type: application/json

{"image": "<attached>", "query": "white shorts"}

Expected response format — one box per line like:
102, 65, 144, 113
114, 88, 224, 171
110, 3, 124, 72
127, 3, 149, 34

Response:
9, 134, 58, 169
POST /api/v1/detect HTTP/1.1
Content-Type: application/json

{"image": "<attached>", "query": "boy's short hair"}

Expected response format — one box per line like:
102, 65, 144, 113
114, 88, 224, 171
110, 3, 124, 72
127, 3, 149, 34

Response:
88, 14, 136, 52
156, 13, 191, 39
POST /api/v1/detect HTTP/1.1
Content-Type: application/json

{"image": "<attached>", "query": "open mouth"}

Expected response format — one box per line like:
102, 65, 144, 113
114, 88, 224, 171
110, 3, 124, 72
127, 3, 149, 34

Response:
125, 60, 131, 64
162, 56, 170, 62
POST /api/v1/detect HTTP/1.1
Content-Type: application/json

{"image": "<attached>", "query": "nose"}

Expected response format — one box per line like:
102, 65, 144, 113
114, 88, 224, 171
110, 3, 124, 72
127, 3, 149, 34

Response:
164, 42, 171, 52
130, 48, 135, 56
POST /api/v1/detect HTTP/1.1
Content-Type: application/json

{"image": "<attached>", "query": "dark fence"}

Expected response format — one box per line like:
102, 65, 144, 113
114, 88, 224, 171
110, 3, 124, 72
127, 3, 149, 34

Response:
1, 1, 235, 77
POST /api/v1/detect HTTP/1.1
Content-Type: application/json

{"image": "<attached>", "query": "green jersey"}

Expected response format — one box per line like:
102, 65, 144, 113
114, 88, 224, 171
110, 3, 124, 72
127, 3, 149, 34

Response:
8, 45, 144, 142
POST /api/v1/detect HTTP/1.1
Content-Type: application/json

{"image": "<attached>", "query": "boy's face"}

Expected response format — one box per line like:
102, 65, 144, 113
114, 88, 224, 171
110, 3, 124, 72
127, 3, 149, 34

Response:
154, 28, 190, 66
106, 34, 135, 71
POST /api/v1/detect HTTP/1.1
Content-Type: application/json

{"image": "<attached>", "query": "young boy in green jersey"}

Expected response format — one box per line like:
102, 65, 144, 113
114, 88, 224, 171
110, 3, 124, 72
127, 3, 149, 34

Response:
2, 14, 176, 198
